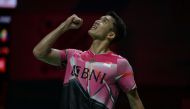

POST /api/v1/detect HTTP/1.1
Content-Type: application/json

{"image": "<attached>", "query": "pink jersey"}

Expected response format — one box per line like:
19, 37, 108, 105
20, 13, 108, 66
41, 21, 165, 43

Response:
60, 49, 136, 109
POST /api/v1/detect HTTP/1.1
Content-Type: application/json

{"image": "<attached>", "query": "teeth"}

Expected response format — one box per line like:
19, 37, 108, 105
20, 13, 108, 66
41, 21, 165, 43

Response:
92, 25, 97, 29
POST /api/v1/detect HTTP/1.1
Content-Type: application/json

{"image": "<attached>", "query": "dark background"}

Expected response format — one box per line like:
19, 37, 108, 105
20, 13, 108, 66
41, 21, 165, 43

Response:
0, 0, 190, 109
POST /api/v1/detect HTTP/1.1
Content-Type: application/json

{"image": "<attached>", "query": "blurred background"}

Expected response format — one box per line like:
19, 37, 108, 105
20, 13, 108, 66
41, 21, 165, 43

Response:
0, 0, 189, 109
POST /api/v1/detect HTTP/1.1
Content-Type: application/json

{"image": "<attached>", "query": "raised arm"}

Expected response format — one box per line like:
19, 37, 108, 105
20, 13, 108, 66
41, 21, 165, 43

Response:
33, 14, 83, 66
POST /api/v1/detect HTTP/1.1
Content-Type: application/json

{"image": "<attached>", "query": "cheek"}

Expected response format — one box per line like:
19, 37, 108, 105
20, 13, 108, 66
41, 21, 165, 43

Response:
97, 25, 110, 33
95, 29, 107, 37
100, 28, 111, 37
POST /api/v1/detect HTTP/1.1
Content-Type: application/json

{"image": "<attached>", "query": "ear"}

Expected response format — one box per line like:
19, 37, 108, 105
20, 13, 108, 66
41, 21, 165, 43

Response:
107, 32, 116, 41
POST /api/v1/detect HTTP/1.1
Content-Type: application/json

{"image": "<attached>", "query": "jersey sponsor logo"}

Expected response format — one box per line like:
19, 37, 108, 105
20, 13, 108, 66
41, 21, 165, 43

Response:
71, 65, 106, 84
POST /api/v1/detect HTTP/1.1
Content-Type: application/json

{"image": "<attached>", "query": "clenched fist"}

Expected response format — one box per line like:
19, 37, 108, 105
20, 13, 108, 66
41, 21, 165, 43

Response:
61, 14, 83, 31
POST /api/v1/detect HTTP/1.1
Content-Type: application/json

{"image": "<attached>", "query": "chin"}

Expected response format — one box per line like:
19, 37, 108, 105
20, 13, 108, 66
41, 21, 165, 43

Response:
88, 29, 93, 36
88, 30, 96, 39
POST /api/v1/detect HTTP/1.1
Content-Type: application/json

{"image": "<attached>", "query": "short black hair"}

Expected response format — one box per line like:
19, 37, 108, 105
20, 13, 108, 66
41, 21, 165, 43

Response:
106, 11, 127, 43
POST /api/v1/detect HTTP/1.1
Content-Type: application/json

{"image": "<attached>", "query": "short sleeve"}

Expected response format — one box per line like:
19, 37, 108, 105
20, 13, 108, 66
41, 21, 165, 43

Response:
59, 49, 79, 67
116, 58, 137, 92
60, 50, 67, 61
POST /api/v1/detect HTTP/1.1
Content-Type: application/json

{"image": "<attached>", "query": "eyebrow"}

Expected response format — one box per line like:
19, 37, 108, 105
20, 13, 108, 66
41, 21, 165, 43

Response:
100, 16, 111, 22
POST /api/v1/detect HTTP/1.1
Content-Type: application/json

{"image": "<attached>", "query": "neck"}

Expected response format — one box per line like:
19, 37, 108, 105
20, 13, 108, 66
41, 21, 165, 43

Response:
89, 39, 111, 54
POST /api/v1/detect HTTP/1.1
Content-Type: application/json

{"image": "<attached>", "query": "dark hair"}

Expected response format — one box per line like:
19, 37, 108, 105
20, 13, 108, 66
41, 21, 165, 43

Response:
106, 11, 127, 43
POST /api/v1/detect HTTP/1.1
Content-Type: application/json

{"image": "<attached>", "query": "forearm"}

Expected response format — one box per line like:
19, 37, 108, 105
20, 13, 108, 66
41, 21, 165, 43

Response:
127, 89, 145, 109
128, 96, 144, 109
33, 23, 67, 58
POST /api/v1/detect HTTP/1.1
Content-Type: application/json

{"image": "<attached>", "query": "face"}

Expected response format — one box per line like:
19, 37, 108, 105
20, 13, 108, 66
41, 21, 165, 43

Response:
88, 15, 115, 41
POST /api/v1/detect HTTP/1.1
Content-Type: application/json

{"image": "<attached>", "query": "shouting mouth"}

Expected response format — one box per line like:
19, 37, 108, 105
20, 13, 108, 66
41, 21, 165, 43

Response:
91, 22, 99, 30
91, 25, 97, 29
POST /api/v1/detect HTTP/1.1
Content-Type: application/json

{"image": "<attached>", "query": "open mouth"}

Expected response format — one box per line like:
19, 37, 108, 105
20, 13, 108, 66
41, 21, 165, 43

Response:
91, 25, 97, 29
91, 22, 98, 30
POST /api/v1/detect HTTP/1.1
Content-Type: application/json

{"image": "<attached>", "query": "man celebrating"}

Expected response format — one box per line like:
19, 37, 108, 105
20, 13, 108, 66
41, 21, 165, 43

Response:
33, 11, 144, 109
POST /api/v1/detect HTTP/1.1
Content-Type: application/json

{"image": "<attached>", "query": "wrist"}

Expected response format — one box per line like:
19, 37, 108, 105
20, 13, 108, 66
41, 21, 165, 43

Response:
57, 22, 69, 33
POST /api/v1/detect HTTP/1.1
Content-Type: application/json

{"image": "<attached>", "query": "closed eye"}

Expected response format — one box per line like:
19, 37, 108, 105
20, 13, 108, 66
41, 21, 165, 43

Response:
100, 16, 109, 23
